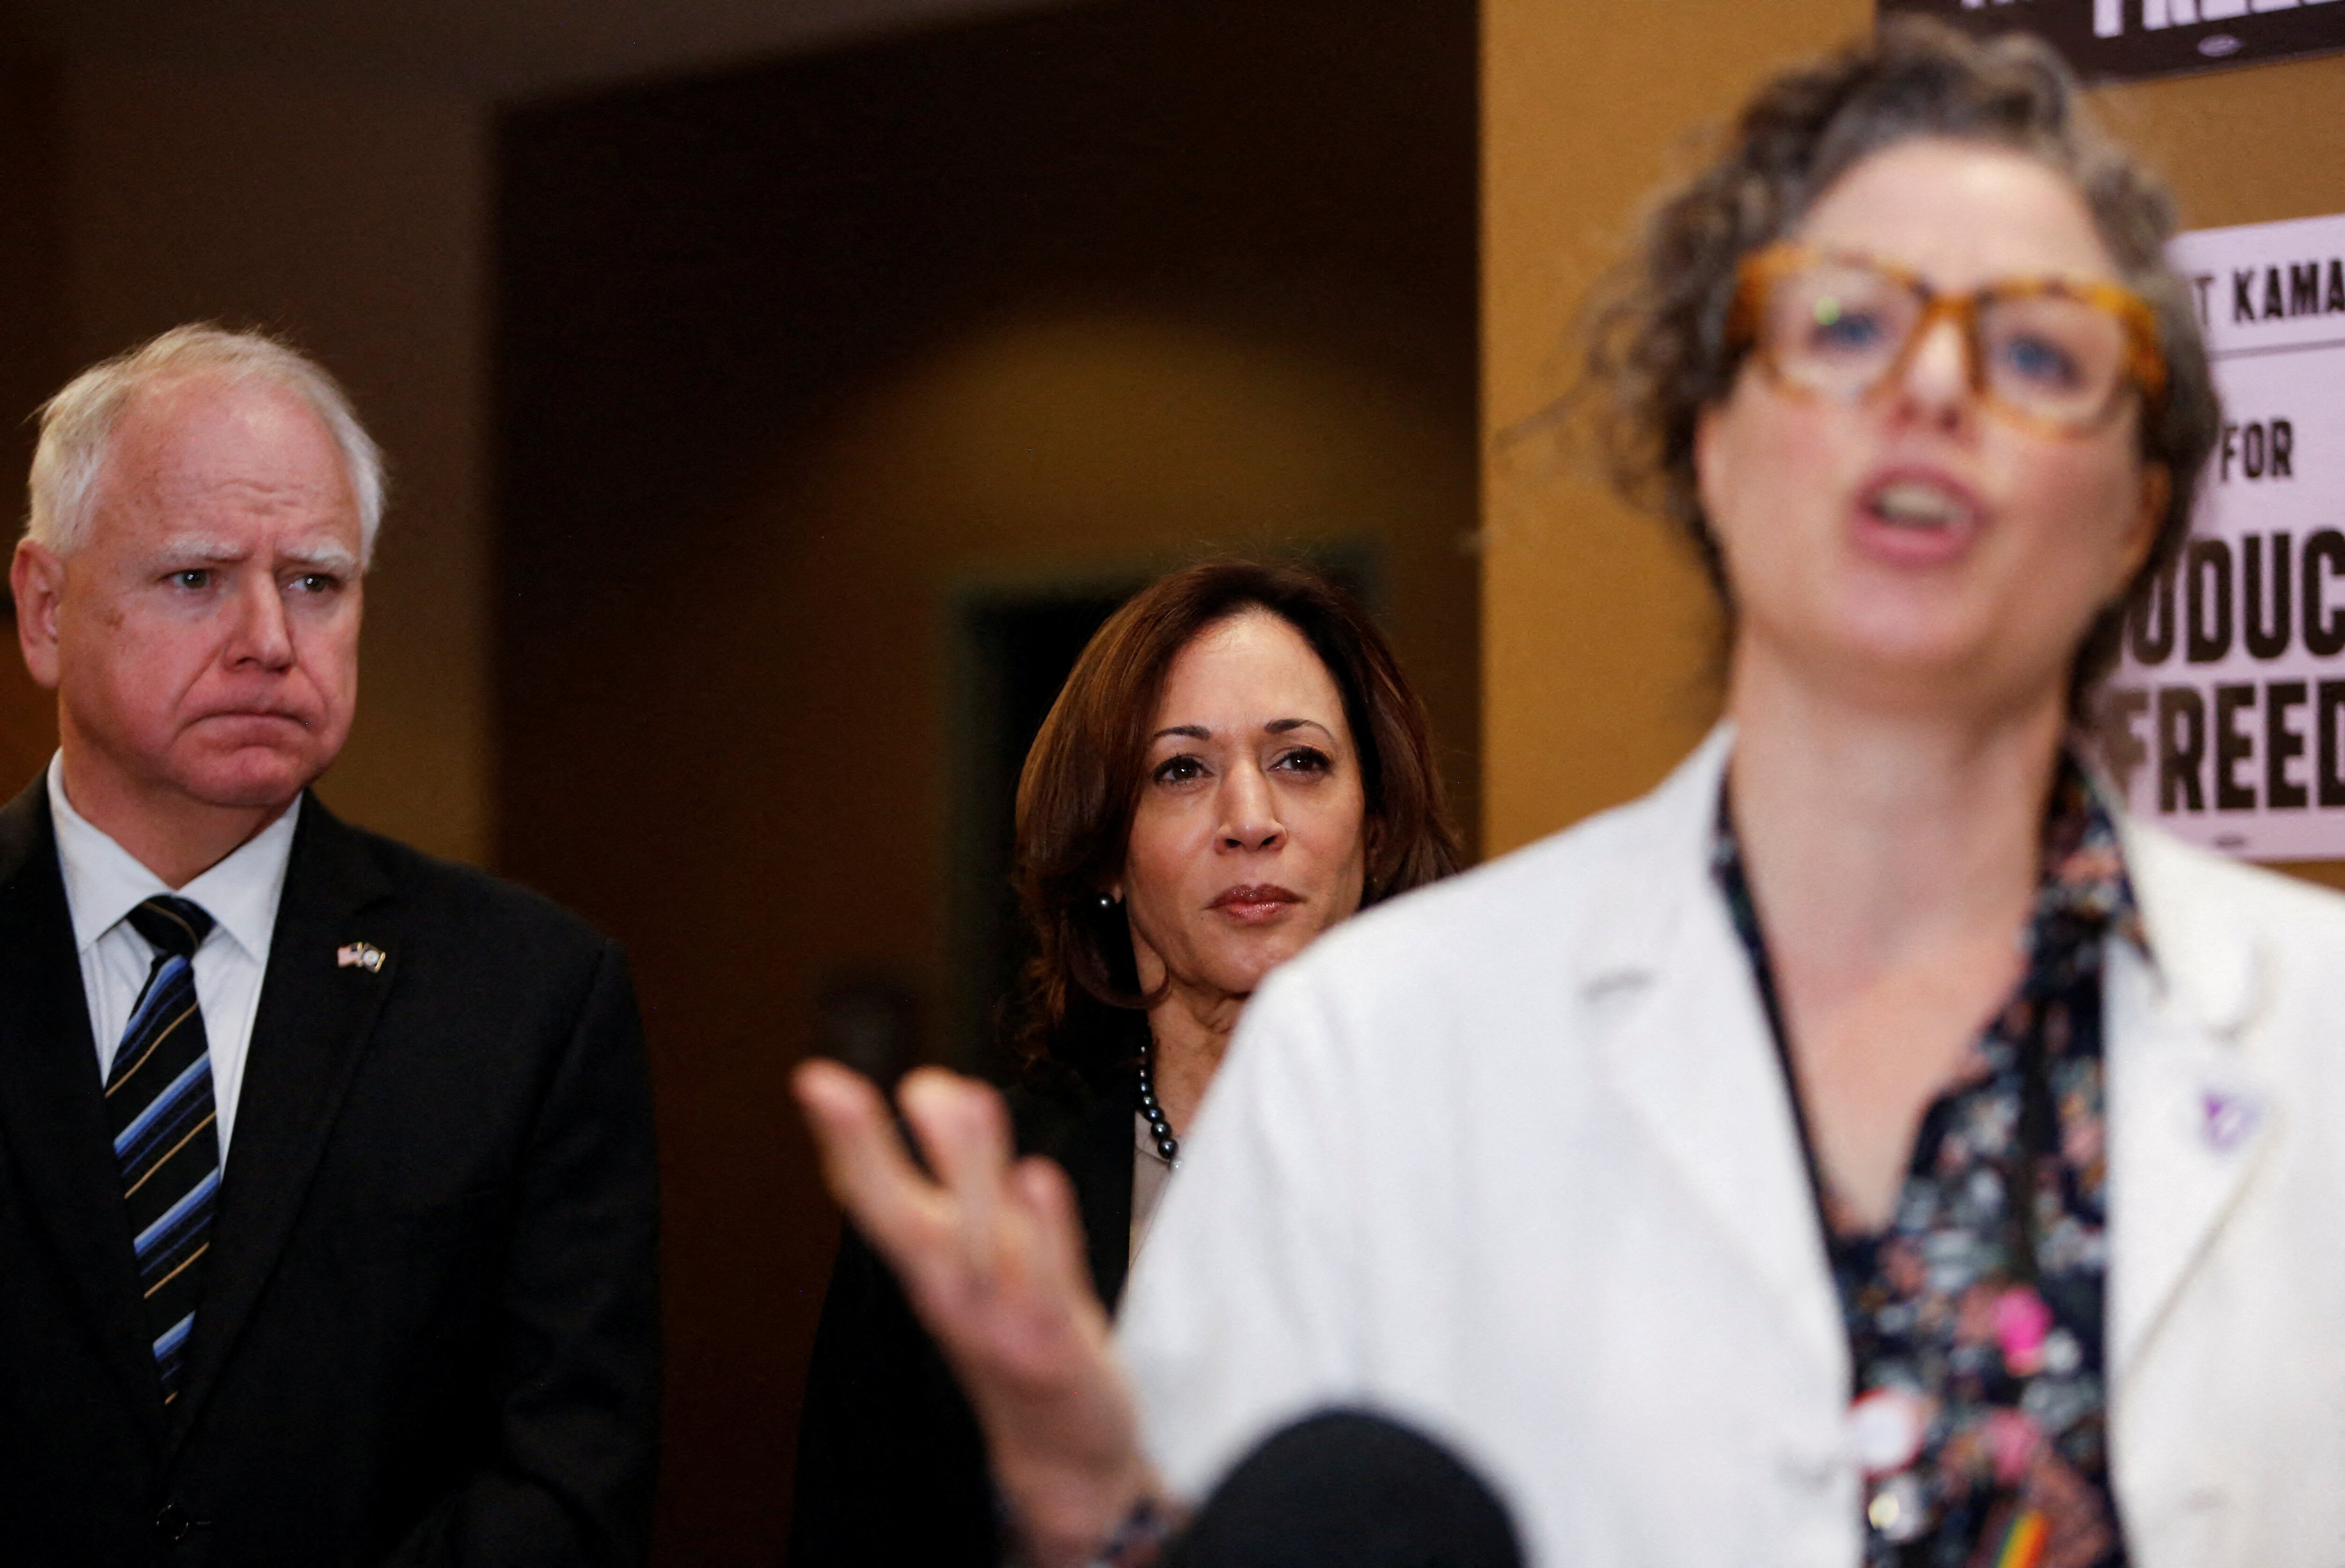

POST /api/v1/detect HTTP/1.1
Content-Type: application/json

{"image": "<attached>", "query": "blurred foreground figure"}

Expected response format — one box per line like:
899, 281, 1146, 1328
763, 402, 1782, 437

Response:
1161, 1411, 1521, 1568
0, 327, 658, 1563
800, 22, 2345, 1568
792, 562, 1459, 1563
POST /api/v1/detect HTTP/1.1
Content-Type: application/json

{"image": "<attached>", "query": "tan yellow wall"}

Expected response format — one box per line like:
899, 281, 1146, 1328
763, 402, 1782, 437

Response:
1482, 8, 2345, 863
1482, 0, 1868, 855
2100, 53, 2345, 234
1, 56, 491, 863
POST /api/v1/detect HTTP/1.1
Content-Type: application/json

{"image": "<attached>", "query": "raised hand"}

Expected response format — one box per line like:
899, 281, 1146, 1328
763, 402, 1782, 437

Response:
793, 1060, 1165, 1565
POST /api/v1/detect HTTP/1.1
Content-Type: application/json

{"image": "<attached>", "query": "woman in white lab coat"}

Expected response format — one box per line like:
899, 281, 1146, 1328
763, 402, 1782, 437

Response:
796, 21, 2345, 1568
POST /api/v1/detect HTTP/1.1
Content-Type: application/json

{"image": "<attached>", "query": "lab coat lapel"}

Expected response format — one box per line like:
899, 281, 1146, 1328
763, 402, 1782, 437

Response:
2104, 825, 2277, 1384
1584, 731, 1848, 1385
1569, 741, 2280, 1415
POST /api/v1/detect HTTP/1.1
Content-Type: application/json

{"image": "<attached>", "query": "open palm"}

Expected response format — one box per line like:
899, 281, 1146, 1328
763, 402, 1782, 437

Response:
794, 1061, 1158, 1563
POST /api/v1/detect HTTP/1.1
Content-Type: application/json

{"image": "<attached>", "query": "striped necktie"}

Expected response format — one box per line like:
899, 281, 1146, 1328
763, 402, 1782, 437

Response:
107, 895, 220, 1402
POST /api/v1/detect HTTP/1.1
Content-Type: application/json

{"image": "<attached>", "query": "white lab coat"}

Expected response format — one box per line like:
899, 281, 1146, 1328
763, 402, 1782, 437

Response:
1118, 728, 2345, 1568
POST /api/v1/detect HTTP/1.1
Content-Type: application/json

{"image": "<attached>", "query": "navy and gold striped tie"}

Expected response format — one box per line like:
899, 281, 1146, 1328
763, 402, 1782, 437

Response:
107, 895, 220, 1402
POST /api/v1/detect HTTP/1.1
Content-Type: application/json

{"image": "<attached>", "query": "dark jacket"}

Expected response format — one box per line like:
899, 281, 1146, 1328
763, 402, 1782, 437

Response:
788, 1068, 1138, 1566
0, 778, 661, 1565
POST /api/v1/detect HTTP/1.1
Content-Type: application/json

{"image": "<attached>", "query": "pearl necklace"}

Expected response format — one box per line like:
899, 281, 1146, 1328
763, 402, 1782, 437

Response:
1137, 1033, 1180, 1165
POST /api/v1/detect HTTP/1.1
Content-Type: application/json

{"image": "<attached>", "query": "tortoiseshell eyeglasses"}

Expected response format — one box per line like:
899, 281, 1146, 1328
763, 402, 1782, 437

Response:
1727, 243, 2168, 435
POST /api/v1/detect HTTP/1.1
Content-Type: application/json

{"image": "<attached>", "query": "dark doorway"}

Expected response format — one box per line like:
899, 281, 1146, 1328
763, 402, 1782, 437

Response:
955, 585, 1142, 1074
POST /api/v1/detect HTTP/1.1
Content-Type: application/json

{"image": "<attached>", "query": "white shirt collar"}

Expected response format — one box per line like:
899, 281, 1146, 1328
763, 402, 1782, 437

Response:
47, 751, 302, 962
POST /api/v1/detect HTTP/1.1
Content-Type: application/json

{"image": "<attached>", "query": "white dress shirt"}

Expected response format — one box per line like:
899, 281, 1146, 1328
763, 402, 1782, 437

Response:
48, 752, 299, 1155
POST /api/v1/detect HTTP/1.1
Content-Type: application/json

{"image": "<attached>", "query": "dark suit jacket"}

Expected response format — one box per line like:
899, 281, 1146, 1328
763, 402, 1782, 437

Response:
0, 778, 660, 1566
787, 1071, 1137, 1567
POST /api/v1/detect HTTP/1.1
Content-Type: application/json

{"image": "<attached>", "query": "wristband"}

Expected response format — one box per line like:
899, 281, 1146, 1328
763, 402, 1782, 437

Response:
1087, 1492, 1182, 1568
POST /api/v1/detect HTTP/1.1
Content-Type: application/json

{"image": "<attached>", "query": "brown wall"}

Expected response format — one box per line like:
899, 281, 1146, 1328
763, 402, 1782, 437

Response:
1483, 8, 2345, 867
0, 32, 68, 788
2101, 52, 2345, 234
495, 1, 1478, 1555
0, 50, 492, 863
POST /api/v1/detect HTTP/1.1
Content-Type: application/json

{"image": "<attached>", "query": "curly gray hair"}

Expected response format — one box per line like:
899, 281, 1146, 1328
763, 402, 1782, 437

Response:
1586, 17, 2219, 717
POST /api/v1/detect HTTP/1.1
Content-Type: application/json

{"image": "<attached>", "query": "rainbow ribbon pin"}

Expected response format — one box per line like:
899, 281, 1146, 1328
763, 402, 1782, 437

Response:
1992, 1509, 2049, 1568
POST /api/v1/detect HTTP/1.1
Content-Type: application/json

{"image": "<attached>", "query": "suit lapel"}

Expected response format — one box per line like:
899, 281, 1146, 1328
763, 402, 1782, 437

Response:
1584, 732, 1850, 1387
2104, 829, 2277, 1385
0, 778, 171, 1443
1062, 1076, 1139, 1313
170, 796, 399, 1443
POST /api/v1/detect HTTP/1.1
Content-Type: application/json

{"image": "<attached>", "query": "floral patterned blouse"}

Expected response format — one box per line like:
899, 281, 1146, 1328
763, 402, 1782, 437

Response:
1710, 758, 2139, 1568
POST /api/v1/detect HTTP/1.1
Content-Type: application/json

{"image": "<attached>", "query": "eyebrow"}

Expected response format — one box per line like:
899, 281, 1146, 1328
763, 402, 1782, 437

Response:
1149, 718, 1335, 743
280, 542, 361, 574
146, 539, 360, 574
149, 539, 250, 566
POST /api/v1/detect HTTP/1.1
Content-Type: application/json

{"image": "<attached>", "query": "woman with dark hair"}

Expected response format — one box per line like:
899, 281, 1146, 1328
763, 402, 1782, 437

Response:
789, 561, 1460, 1564
1013, 559, 1461, 1170
798, 22, 2345, 1568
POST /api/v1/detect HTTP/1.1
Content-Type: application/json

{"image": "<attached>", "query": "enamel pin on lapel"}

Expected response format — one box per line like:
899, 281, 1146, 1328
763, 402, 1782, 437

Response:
2199, 1088, 2262, 1153
336, 942, 387, 973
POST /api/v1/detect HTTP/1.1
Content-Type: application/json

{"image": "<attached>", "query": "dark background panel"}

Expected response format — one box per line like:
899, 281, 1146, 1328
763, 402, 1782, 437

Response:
495, 1, 1479, 1556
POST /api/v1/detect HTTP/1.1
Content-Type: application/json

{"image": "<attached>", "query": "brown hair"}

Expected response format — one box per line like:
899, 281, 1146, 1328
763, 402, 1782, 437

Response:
1011, 559, 1463, 1082
1584, 17, 2220, 718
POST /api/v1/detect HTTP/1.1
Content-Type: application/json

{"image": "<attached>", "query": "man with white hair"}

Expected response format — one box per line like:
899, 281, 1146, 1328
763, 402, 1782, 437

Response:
0, 326, 659, 1564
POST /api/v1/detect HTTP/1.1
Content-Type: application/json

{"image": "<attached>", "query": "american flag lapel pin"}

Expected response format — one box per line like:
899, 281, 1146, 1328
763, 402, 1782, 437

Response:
336, 942, 387, 973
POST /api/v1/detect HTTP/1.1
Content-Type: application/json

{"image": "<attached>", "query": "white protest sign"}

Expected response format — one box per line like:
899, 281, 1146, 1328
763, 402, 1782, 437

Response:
2102, 211, 2345, 859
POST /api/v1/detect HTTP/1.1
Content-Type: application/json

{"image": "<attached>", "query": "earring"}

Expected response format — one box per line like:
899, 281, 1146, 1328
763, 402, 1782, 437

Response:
1096, 892, 1119, 912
